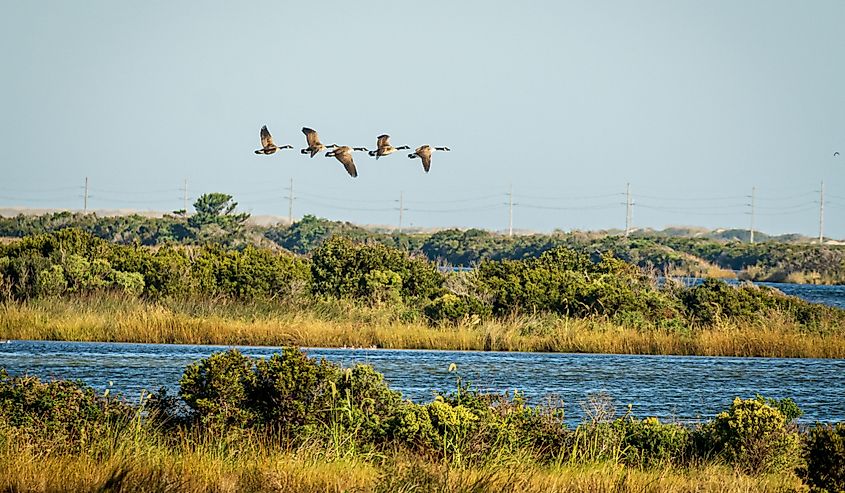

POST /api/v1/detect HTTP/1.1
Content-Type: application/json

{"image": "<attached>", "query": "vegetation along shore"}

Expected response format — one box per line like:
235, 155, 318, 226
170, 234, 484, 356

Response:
2, 347, 844, 492
1, 227, 843, 357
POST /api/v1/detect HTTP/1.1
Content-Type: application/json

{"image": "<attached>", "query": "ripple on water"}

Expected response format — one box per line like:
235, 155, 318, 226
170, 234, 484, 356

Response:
2, 341, 843, 425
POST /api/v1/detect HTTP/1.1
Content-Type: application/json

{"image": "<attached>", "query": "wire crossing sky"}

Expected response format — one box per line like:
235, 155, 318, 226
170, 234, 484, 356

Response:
1, 1, 843, 237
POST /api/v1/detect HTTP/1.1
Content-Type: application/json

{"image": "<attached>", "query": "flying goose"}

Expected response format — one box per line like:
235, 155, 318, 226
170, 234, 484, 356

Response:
301, 127, 337, 157
408, 145, 450, 172
368, 134, 410, 159
254, 126, 293, 155
326, 146, 369, 178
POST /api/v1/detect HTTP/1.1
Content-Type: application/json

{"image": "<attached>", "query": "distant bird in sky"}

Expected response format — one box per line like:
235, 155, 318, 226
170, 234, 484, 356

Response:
408, 145, 450, 172
835, 151, 840, 157
254, 126, 292, 155
326, 146, 369, 178
301, 127, 337, 158
369, 134, 410, 159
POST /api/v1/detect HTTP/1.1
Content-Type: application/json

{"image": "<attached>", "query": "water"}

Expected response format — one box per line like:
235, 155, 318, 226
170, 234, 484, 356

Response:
2, 340, 843, 425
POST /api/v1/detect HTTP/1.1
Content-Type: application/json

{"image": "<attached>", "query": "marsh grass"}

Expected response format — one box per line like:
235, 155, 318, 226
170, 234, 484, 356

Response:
0, 424, 805, 493
2, 295, 843, 358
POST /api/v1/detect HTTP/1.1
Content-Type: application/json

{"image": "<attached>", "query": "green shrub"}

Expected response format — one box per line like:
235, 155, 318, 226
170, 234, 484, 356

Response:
250, 348, 340, 433
310, 236, 443, 303
109, 270, 145, 296
708, 397, 802, 474
424, 293, 492, 323
363, 269, 403, 305
755, 394, 803, 423
803, 422, 845, 492
0, 369, 134, 453
677, 278, 840, 329
36, 264, 68, 297
388, 403, 439, 450
476, 247, 680, 321
178, 349, 258, 428
1, 250, 52, 298
179, 348, 404, 442
331, 364, 405, 444
617, 417, 691, 467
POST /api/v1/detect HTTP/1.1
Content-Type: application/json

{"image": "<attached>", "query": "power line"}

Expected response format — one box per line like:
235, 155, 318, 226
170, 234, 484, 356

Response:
749, 186, 756, 244
625, 182, 632, 237
507, 184, 513, 237
517, 203, 620, 211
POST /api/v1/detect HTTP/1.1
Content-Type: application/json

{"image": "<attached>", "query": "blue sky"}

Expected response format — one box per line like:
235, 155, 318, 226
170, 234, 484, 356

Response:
1, 1, 843, 237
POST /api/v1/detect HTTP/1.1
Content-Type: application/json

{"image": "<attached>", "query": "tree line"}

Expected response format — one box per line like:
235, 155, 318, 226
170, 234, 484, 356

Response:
2, 192, 844, 284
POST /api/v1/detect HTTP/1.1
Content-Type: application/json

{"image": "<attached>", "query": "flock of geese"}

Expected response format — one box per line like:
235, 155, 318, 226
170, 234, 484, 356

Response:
254, 126, 450, 178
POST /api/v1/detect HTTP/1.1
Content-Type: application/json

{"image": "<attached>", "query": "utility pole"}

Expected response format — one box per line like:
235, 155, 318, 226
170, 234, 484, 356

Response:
749, 186, 756, 244
285, 177, 294, 225
397, 191, 404, 234
182, 178, 189, 216
508, 184, 513, 237
624, 182, 632, 237
83, 176, 89, 213
819, 180, 825, 244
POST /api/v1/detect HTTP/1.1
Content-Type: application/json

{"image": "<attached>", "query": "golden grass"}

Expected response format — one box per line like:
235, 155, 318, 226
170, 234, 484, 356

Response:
0, 429, 804, 493
1, 296, 843, 358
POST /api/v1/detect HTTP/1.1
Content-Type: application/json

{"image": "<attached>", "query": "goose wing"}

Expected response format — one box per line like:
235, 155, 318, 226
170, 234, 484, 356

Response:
416, 146, 433, 172
377, 134, 391, 148
260, 126, 275, 148
302, 127, 321, 147
334, 148, 358, 177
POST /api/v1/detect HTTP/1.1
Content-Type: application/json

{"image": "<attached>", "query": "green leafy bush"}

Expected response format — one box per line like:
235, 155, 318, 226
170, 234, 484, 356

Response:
476, 247, 681, 321
179, 348, 404, 442
803, 422, 845, 492
708, 397, 802, 474
424, 293, 491, 324
250, 348, 340, 433
109, 270, 145, 296
310, 236, 443, 303
617, 417, 691, 467
36, 264, 68, 297
0, 369, 134, 453
178, 349, 258, 428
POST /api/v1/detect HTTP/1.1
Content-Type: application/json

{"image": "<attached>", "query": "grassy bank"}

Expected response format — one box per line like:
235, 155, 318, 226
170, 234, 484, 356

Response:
1, 442, 805, 493
2, 296, 844, 358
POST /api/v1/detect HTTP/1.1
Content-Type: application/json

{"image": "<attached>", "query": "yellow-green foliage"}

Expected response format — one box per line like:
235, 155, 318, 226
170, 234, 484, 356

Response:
709, 397, 802, 474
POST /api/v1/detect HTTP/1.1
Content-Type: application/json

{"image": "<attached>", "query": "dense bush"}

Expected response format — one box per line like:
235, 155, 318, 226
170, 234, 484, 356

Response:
678, 278, 844, 329
616, 416, 691, 467
179, 348, 403, 442
178, 349, 259, 428
803, 422, 845, 492
707, 397, 802, 474
0, 369, 134, 452
424, 293, 492, 324
475, 247, 682, 322
0, 230, 310, 302
310, 236, 443, 304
